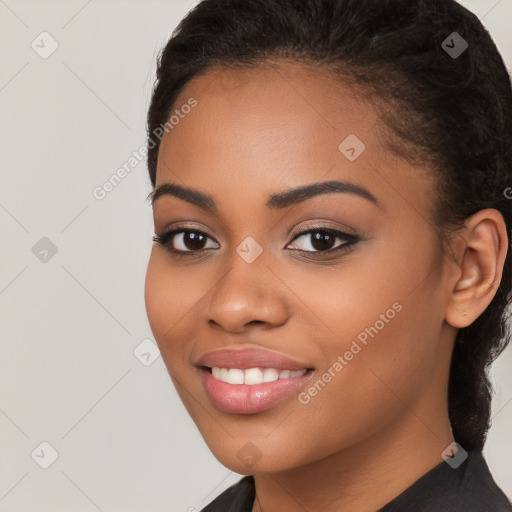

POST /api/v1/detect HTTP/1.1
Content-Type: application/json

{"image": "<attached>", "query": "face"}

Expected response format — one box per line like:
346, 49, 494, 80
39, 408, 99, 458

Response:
145, 62, 455, 474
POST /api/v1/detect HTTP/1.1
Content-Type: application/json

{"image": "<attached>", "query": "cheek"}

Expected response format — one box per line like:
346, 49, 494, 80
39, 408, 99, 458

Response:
309, 286, 443, 445
144, 253, 168, 341
283, 307, 433, 460
144, 252, 215, 372
278, 256, 443, 449
144, 252, 190, 362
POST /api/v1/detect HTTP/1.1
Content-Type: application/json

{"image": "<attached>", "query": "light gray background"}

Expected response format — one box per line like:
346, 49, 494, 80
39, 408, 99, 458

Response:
1, 1, 511, 511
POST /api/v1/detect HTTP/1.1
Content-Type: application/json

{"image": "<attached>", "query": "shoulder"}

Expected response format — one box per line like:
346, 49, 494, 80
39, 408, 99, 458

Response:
199, 452, 512, 512
200, 476, 255, 512
382, 450, 512, 512
457, 451, 512, 511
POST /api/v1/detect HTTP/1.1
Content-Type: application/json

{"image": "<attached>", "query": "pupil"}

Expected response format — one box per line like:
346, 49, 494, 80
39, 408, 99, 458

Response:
311, 231, 334, 251
181, 231, 336, 252
185, 232, 205, 250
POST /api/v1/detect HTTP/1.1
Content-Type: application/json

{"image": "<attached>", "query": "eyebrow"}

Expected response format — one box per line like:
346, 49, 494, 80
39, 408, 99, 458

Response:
147, 180, 381, 212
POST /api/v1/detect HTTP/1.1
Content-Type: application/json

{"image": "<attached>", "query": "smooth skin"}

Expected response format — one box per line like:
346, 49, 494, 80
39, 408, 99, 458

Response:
144, 61, 508, 512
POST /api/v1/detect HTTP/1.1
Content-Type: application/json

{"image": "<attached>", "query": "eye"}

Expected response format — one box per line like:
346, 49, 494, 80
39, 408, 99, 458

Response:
152, 228, 219, 255
286, 227, 359, 255
152, 225, 360, 258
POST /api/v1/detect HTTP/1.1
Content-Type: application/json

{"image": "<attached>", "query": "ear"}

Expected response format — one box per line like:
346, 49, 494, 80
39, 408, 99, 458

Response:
445, 209, 509, 329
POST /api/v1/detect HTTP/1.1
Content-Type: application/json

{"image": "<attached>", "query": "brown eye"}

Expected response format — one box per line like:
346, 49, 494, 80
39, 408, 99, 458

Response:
287, 228, 359, 254
152, 229, 219, 253
175, 231, 208, 251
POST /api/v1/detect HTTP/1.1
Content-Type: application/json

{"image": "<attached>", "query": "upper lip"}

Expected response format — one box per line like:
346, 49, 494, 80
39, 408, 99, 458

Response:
196, 347, 313, 371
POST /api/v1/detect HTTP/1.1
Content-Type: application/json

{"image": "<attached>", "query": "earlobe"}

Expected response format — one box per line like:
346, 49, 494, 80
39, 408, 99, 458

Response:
445, 209, 508, 329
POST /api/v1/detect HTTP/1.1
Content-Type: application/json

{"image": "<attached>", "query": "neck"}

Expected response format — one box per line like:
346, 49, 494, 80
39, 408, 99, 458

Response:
251, 407, 455, 512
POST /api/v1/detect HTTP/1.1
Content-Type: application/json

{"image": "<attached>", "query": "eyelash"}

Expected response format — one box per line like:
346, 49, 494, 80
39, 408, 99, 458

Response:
152, 225, 360, 259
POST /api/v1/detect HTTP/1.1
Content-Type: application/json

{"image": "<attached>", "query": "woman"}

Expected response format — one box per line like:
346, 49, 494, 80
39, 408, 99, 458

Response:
144, 0, 512, 510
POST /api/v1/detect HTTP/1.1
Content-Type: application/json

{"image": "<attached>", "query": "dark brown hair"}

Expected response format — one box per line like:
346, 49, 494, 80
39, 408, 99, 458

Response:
146, 0, 512, 450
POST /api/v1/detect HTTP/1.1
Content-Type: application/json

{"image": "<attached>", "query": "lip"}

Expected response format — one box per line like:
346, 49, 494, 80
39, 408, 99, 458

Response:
198, 367, 314, 414
196, 347, 313, 371
195, 347, 315, 414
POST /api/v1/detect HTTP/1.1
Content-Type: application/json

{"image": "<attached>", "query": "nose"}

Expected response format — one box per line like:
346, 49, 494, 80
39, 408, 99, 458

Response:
203, 258, 289, 334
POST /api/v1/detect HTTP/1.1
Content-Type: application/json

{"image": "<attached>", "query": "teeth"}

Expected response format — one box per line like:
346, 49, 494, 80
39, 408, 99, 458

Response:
210, 367, 307, 385
262, 368, 279, 382
242, 368, 262, 384
227, 368, 244, 384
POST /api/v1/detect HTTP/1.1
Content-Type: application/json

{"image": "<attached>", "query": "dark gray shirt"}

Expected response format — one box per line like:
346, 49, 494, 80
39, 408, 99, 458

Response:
201, 451, 512, 511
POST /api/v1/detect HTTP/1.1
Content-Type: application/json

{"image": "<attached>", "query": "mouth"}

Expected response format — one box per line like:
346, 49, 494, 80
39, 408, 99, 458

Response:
207, 366, 310, 384
198, 365, 314, 414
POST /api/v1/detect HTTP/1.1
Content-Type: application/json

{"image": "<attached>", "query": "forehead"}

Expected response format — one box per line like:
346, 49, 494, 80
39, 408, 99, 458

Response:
155, 62, 436, 221
158, 63, 377, 175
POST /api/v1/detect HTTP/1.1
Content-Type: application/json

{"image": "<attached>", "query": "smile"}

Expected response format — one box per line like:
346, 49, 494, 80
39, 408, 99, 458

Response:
199, 366, 314, 414
210, 366, 308, 385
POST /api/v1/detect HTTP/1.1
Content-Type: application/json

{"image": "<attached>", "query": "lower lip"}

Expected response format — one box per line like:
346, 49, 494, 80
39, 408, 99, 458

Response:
199, 367, 313, 414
